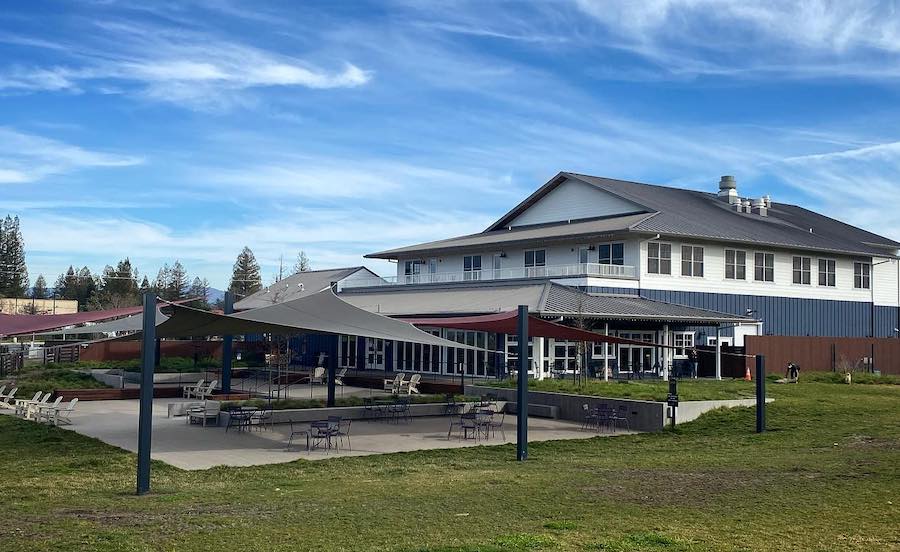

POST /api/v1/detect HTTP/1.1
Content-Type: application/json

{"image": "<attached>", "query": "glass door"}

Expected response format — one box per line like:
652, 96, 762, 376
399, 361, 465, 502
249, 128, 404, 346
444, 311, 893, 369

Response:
366, 338, 385, 371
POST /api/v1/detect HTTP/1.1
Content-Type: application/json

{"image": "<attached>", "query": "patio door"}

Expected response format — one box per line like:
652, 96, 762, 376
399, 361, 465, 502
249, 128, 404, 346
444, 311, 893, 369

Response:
366, 338, 385, 371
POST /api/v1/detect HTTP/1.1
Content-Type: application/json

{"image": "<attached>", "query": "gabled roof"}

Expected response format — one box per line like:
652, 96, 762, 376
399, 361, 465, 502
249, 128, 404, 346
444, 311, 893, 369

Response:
233, 267, 378, 310
369, 172, 900, 259
340, 281, 752, 323
365, 213, 650, 259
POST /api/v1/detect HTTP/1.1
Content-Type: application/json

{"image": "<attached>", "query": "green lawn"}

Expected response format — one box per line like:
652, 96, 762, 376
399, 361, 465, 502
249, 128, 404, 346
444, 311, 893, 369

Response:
1, 383, 898, 551
485, 378, 759, 401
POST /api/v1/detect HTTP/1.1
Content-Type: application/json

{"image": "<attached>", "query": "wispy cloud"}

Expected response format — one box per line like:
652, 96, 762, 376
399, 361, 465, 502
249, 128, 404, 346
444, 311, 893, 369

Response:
573, 0, 900, 80
0, 16, 372, 109
0, 127, 143, 184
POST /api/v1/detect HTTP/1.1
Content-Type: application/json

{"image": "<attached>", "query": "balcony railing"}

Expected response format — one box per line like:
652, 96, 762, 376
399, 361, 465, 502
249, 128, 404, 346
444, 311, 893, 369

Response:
341, 263, 637, 289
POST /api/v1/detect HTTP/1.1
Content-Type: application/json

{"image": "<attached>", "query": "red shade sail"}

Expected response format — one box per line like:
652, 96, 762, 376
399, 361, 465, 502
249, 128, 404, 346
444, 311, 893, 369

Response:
0, 299, 196, 338
407, 311, 679, 349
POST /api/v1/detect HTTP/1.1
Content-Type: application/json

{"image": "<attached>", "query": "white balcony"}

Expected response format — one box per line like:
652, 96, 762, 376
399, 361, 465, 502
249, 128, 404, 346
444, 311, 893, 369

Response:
341, 263, 637, 289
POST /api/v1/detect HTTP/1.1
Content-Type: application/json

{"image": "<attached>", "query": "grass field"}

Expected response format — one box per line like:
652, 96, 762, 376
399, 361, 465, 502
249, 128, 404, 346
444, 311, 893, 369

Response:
1, 382, 898, 551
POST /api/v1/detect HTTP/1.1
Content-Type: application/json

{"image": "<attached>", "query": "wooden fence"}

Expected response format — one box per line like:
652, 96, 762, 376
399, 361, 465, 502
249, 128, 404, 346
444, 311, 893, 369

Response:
745, 336, 900, 375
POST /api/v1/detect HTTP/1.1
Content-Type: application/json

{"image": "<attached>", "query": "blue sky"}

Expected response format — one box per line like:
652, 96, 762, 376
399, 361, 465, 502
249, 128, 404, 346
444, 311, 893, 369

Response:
3, 0, 900, 289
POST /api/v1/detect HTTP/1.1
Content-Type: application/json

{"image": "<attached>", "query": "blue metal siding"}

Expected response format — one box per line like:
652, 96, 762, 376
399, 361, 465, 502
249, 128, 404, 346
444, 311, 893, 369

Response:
632, 288, 897, 338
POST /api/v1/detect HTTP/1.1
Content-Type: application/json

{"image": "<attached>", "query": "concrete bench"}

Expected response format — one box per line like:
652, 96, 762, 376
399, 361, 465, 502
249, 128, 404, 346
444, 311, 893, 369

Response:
502, 402, 559, 419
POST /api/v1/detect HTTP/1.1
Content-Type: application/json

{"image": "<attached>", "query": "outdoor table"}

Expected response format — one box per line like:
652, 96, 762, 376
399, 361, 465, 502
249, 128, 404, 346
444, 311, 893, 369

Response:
225, 406, 257, 433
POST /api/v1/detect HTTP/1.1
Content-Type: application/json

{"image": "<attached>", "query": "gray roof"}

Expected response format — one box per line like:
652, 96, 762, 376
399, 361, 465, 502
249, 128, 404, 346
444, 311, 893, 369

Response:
340, 281, 752, 323
369, 172, 900, 259
365, 213, 649, 259
234, 267, 376, 310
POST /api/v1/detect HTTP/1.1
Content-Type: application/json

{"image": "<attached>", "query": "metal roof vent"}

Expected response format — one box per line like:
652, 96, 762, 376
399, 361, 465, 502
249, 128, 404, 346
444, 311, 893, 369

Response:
718, 175, 739, 204
752, 198, 767, 217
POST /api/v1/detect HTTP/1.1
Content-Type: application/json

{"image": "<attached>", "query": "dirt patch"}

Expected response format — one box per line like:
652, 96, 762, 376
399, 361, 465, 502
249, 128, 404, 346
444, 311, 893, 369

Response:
844, 434, 900, 451
57, 503, 279, 528
581, 469, 782, 507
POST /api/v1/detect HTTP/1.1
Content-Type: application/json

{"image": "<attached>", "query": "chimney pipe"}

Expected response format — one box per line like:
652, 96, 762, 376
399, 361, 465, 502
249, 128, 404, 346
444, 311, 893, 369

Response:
718, 175, 738, 204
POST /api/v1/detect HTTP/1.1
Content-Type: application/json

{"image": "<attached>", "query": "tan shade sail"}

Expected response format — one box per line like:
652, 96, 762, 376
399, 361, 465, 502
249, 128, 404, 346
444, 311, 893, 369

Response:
155, 288, 478, 349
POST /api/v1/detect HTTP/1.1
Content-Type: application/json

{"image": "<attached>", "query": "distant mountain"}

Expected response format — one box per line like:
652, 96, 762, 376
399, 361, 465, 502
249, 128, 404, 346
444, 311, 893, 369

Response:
207, 287, 225, 304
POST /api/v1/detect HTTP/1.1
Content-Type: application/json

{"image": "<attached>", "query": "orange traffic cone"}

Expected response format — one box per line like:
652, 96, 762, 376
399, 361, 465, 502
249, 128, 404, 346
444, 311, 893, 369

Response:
744, 366, 752, 381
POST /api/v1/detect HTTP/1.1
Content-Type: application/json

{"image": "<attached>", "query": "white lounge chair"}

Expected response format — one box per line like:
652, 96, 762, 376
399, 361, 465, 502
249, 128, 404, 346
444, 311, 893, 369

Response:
305, 367, 325, 385
187, 400, 220, 427
39, 398, 78, 426
196, 380, 218, 400
183, 379, 205, 399
402, 373, 421, 395
0, 387, 17, 409
333, 368, 348, 386
29, 395, 61, 420
15, 392, 46, 417
384, 373, 405, 394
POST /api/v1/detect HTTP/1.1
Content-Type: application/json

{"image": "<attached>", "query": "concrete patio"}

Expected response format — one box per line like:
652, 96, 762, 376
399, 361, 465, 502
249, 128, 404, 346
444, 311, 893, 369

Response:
37, 398, 630, 470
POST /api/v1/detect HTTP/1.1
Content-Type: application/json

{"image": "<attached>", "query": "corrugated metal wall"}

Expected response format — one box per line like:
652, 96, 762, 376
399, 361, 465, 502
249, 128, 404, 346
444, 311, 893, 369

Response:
584, 285, 900, 338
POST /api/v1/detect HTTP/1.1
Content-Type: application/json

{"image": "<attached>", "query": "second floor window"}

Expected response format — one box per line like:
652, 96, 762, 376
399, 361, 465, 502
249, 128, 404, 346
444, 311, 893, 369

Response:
577, 246, 590, 264
599, 243, 625, 265
463, 255, 482, 280
404, 260, 422, 276
681, 245, 704, 277
792, 256, 811, 285
525, 249, 546, 268
818, 259, 836, 287
854, 261, 871, 289
725, 249, 746, 280
754, 252, 774, 282
648, 242, 671, 275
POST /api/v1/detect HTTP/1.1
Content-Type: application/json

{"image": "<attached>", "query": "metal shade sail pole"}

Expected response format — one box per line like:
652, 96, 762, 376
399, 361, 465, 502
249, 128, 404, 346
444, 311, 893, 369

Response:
221, 291, 234, 394
136, 292, 156, 495
516, 305, 529, 461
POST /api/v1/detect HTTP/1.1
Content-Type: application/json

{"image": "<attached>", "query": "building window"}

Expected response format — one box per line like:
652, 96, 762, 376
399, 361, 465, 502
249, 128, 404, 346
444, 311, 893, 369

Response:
792, 256, 812, 285
673, 332, 694, 358
648, 242, 671, 275
525, 249, 545, 267
681, 245, 704, 277
754, 252, 774, 282
599, 243, 625, 265
404, 260, 423, 283
854, 261, 871, 289
725, 249, 746, 280
463, 255, 482, 281
818, 259, 836, 287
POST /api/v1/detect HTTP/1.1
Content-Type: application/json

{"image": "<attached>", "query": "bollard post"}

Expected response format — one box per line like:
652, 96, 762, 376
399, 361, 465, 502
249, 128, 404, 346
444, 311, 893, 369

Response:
755, 354, 766, 433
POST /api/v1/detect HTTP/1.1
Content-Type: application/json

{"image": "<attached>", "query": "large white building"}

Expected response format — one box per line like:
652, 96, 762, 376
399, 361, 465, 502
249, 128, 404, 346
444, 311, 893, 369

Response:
242, 172, 900, 378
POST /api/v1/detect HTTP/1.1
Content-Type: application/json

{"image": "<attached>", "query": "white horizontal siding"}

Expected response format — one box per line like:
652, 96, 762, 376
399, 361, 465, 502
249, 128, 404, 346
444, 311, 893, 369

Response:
509, 178, 642, 227
638, 240, 898, 305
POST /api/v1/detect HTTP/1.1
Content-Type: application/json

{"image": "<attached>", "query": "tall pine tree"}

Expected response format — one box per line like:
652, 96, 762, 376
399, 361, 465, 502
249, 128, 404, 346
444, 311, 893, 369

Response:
30, 274, 49, 299
229, 246, 262, 298
188, 276, 211, 309
0, 215, 28, 297
168, 261, 189, 301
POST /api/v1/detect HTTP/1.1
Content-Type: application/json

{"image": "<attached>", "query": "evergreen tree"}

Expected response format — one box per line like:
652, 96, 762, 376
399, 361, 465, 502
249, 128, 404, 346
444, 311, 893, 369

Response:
139, 275, 151, 293
30, 274, 48, 299
155, 264, 172, 298
188, 276, 211, 310
229, 246, 262, 298
168, 261, 189, 301
97, 258, 141, 308
294, 250, 311, 273
75, 266, 97, 310
0, 215, 28, 297
53, 266, 78, 300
